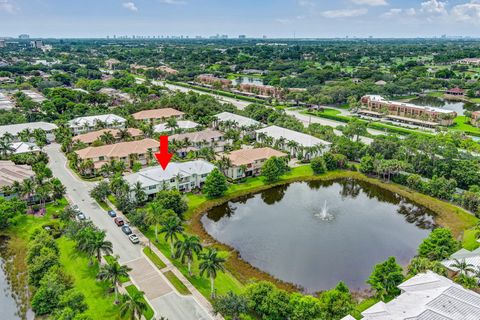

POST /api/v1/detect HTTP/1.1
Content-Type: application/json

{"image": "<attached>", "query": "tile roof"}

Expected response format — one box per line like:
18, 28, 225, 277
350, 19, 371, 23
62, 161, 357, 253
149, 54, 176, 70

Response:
215, 112, 262, 128
0, 122, 58, 138
0, 160, 35, 187
221, 147, 286, 166
170, 129, 224, 143
72, 128, 143, 144
132, 108, 184, 120
153, 120, 199, 133
124, 160, 215, 188
68, 114, 126, 127
75, 138, 159, 159
361, 271, 480, 320
255, 125, 331, 148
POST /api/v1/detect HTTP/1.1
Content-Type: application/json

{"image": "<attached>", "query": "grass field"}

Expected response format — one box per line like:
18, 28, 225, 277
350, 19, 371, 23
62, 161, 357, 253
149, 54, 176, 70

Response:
58, 238, 120, 319
451, 116, 480, 136
163, 271, 191, 295
143, 247, 167, 269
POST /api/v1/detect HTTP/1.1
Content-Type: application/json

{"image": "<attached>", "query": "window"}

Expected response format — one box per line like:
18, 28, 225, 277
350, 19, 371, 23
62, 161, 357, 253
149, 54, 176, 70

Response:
99, 156, 105, 161
148, 185, 156, 190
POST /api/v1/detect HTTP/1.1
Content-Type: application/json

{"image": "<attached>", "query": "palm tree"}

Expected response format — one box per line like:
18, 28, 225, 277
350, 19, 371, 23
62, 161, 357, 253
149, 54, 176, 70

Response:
165, 117, 179, 133
79, 159, 95, 176
2, 132, 14, 143
100, 131, 116, 144
35, 184, 51, 210
175, 235, 202, 276
199, 248, 226, 298
118, 128, 132, 141
146, 148, 154, 165
132, 181, 146, 206
129, 153, 139, 168
160, 216, 184, 257
451, 258, 475, 276
119, 292, 148, 320
21, 178, 35, 203
146, 201, 163, 242
97, 258, 132, 304
0, 138, 14, 158
92, 231, 113, 263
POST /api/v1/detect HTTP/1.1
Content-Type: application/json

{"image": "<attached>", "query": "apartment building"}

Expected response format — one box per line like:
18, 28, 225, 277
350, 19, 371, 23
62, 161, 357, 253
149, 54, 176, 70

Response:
0, 122, 58, 142
75, 138, 159, 172
124, 160, 215, 195
72, 128, 143, 145
132, 108, 185, 124
220, 147, 286, 180
68, 114, 126, 135
360, 95, 457, 126
170, 129, 226, 153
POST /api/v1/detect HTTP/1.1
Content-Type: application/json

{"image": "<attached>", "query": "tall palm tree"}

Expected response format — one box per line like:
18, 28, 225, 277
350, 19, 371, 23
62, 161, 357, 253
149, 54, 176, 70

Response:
199, 248, 226, 298
146, 201, 163, 242
92, 231, 113, 263
118, 128, 132, 142
0, 138, 14, 158
100, 131, 116, 144
160, 216, 184, 257
175, 235, 202, 276
119, 292, 148, 320
21, 178, 35, 203
165, 117, 178, 133
97, 259, 131, 304
2, 132, 14, 143
451, 258, 475, 276
132, 181, 146, 206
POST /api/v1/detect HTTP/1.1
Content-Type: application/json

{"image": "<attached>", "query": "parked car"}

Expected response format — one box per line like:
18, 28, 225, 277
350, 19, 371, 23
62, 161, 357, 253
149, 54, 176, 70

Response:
107, 210, 116, 217
77, 212, 86, 220
128, 234, 140, 244
114, 217, 124, 226
121, 225, 132, 235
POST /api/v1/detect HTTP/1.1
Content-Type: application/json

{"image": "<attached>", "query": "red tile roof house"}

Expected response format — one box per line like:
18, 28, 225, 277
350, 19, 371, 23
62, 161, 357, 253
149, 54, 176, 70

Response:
132, 108, 185, 124
445, 87, 465, 96
72, 128, 143, 145
75, 138, 159, 174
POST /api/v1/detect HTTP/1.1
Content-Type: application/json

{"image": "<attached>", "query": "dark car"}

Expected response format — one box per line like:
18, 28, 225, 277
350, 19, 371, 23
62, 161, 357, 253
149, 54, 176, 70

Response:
121, 225, 132, 235
107, 210, 116, 217
114, 217, 124, 226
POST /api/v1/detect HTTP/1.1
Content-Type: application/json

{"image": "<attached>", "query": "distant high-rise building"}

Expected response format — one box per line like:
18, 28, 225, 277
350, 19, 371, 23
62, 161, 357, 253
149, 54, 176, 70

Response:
0, 40, 5, 48
30, 40, 44, 48
18, 34, 30, 39
221, 34, 228, 39
239, 35, 246, 39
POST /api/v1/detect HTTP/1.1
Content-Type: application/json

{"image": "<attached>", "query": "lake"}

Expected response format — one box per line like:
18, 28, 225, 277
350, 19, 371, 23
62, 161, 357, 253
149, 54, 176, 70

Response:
0, 236, 22, 320
410, 96, 478, 116
202, 179, 435, 292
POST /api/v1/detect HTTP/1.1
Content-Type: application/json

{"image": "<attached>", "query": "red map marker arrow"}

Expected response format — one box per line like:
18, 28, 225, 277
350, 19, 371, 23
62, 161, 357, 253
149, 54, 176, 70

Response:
155, 135, 173, 170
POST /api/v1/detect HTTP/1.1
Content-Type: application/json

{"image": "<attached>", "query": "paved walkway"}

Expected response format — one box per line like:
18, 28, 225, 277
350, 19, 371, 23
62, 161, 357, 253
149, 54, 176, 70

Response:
45, 144, 215, 320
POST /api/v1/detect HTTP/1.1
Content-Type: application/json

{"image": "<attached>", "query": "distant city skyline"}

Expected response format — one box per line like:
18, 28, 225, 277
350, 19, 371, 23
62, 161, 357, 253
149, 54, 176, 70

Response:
1, 0, 480, 38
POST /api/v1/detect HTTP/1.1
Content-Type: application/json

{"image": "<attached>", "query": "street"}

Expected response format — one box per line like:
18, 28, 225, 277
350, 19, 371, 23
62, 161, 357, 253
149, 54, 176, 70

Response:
44, 143, 213, 320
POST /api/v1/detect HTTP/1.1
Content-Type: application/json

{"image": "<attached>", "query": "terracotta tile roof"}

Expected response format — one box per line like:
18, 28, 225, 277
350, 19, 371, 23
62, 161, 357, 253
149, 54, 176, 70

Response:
75, 138, 159, 160
221, 147, 286, 166
0, 160, 35, 187
73, 128, 143, 144
132, 108, 184, 120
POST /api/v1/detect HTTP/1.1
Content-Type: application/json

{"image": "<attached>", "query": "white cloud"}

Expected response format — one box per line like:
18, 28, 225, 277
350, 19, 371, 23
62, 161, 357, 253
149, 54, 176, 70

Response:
420, 0, 447, 15
0, 0, 17, 14
451, 1, 480, 23
382, 7, 416, 18
321, 8, 368, 18
122, 2, 138, 11
351, 0, 388, 6
298, 0, 315, 7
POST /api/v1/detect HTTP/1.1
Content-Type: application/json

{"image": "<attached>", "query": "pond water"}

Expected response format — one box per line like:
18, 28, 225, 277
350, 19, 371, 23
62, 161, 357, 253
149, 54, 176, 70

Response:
410, 96, 478, 116
0, 236, 22, 320
202, 179, 435, 292
231, 76, 263, 86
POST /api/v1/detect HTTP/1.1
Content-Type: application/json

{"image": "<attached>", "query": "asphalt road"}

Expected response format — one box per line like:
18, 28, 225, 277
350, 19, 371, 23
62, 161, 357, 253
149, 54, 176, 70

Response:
44, 143, 213, 320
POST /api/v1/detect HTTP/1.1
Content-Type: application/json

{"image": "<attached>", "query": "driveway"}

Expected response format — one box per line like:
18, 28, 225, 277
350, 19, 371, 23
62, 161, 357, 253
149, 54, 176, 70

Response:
44, 144, 213, 320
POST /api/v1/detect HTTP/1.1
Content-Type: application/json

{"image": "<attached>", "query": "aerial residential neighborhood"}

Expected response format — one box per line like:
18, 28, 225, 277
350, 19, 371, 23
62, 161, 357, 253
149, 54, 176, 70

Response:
2, 1, 480, 320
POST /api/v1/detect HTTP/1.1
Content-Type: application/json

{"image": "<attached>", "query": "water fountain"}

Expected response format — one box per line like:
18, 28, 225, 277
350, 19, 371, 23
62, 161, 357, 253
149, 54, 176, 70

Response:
315, 200, 333, 221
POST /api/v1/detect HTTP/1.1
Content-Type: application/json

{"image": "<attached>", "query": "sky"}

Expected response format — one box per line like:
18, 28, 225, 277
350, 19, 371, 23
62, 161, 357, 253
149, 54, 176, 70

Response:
1, 0, 480, 38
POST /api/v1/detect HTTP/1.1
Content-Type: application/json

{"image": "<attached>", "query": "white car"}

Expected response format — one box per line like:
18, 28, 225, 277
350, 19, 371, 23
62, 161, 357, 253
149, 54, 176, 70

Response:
128, 234, 140, 244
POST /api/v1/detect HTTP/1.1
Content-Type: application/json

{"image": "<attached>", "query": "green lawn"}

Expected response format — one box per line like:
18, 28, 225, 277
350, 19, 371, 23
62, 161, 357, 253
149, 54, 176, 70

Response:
143, 247, 167, 269
351, 297, 380, 319
462, 228, 480, 251
57, 237, 120, 320
124, 285, 155, 320
163, 270, 191, 295
451, 116, 480, 136
97, 199, 112, 212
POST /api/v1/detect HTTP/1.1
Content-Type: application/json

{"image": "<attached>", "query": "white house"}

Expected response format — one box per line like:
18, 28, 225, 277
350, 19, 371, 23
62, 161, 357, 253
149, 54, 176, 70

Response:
214, 112, 263, 128
255, 125, 330, 159
359, 271, 480, 320
153, 120, 199, 133
0, 122, 58, 142
68, 114, 126, 135
441, 247, 480, 278
124, 160, 216, 195
10, 142, 41, 154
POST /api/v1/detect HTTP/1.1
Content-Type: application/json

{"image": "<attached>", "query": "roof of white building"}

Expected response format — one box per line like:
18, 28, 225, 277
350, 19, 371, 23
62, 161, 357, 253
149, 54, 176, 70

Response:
0, 160, 35, 188
361, 271, 480, 320
68, 114, 126, 127
255, 125, 331, 148
124, 160, 215, 188
215, 112, 262, 128
363, 95, 454, 114
10, 142, 40, 154
0, 122, 58, 138
441, 247, 480, 277
153, 120, 199, 133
